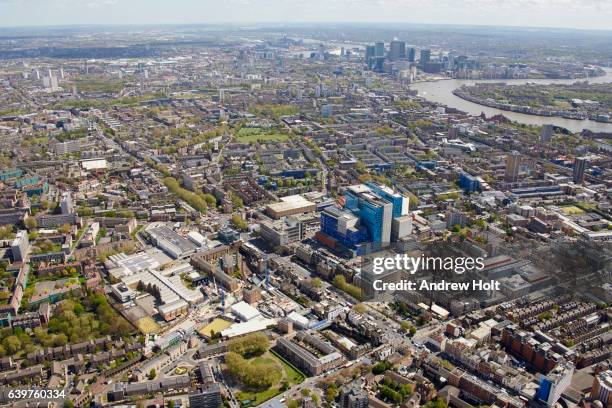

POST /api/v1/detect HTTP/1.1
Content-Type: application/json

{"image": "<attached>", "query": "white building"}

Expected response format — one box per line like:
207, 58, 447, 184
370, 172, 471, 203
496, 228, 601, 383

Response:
230, 301, 261, 321
10, 230, 29, 262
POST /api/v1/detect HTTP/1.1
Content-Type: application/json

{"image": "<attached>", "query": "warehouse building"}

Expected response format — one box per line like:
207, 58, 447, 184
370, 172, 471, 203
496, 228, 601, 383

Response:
146, 225, 198, 259
266, 195, 316, 219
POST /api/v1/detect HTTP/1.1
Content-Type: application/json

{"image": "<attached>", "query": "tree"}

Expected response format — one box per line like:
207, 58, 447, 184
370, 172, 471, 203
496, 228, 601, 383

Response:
163, 177, 207, 213
332, 275, 363, 301
2, 335, 21, 355
230, 215, 248, 232
423, 397, 449, 408
224, 351, 280, 390
229, 192, 244, 209
333, 275, 346, 287
24, 216, 37, 230
148, 368, 156, 380
372, 361, 392, 375
325, 384, 338, 403
0, 225, 14, 240
202, 193, 217, 207
228, 332, 269, 358
117, 210, 135, 218
286, 399, 299, 408
353, 303, 367, 314
355, 161, 366, 174
53, 333, 68, 347
380, 384, 402, 403
78, 207, 94, 216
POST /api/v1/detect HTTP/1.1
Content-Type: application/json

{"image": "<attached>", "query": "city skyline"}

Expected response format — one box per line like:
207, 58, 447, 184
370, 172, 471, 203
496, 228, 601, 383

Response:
1, 0, 612, 30
0, 4, 610, 407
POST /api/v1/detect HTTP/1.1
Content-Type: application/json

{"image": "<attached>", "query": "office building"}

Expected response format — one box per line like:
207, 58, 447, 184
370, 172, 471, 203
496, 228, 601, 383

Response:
391, 215, 412, 241
36, 213, 78, 228
260, 217, 304, 247
321, 104, 333, 117
407, 47, 416, 62
505, 151, 521, 183
420, 48, 431, 66
340, 383, 369, 408
423, 61, 443, 73
189, 383, 222, 408
363, 41, 386, 72
573, 157, 587, 184
60, 191, 73, 215
388, 40, 406, 61
145, 225, 198, 259
535, 362, 574, 407
111, 283, 136, 303
318, 206, 368, 254
318, 183, 408, 254
446, 210, 468, 229
189, 362, 222, 408
274, 337, 343, 376
365, 45, 376, 70
121, 267, 203, 321
344, 183, 404, 244
459, 172, 482, 193
540, 124, 554, 143
10, 230, 29, 262
375, 41, 385, 57
591, 370, 612, 407
266, 195, 316, 219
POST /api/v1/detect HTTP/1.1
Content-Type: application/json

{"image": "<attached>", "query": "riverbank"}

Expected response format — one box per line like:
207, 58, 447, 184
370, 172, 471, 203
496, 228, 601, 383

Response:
451, 89, 612, 123
409, 67, 612, 133
451, 80, 612, 124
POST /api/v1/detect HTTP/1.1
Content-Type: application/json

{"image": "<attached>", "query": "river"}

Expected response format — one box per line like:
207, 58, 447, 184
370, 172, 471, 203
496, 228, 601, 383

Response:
410, 68, 612, 133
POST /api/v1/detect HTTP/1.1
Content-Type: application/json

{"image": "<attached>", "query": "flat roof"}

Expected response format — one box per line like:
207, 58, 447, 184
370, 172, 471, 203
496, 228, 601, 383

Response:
221, 318, 276, 338
267, 195, 315, 212
81, 159, 108, 170
231, 301, 261, 321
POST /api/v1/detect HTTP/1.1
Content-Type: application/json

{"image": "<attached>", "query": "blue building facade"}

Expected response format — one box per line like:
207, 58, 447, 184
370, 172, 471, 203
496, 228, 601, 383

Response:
320, 206, 369, 252
318, 183, 407, 253
365, 182, 404, 218
0, 169, 23, 181
416, 160, 437, 171
459, 173, 481, 193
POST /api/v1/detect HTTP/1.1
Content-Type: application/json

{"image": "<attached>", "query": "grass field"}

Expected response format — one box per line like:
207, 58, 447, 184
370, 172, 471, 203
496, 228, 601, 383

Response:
271, 350, 305, 384
234, 351, 305, 406
198, 318, 232, 338
561, 205, 585, 215
577, 201, 598, 211
136, 316, 161, 334
251, 357, 275, 366
236, 127, 290, 144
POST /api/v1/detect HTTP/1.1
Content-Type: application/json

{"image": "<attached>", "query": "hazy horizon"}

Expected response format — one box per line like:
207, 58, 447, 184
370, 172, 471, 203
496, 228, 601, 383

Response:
0, 0, 611, 31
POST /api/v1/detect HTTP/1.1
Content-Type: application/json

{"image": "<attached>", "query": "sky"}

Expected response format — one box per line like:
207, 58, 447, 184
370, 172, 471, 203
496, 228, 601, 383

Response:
0, 0, 611, 30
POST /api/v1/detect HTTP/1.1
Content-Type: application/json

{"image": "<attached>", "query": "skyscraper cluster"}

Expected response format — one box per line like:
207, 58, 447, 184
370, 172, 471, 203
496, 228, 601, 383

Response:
364, 40, 416, 72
